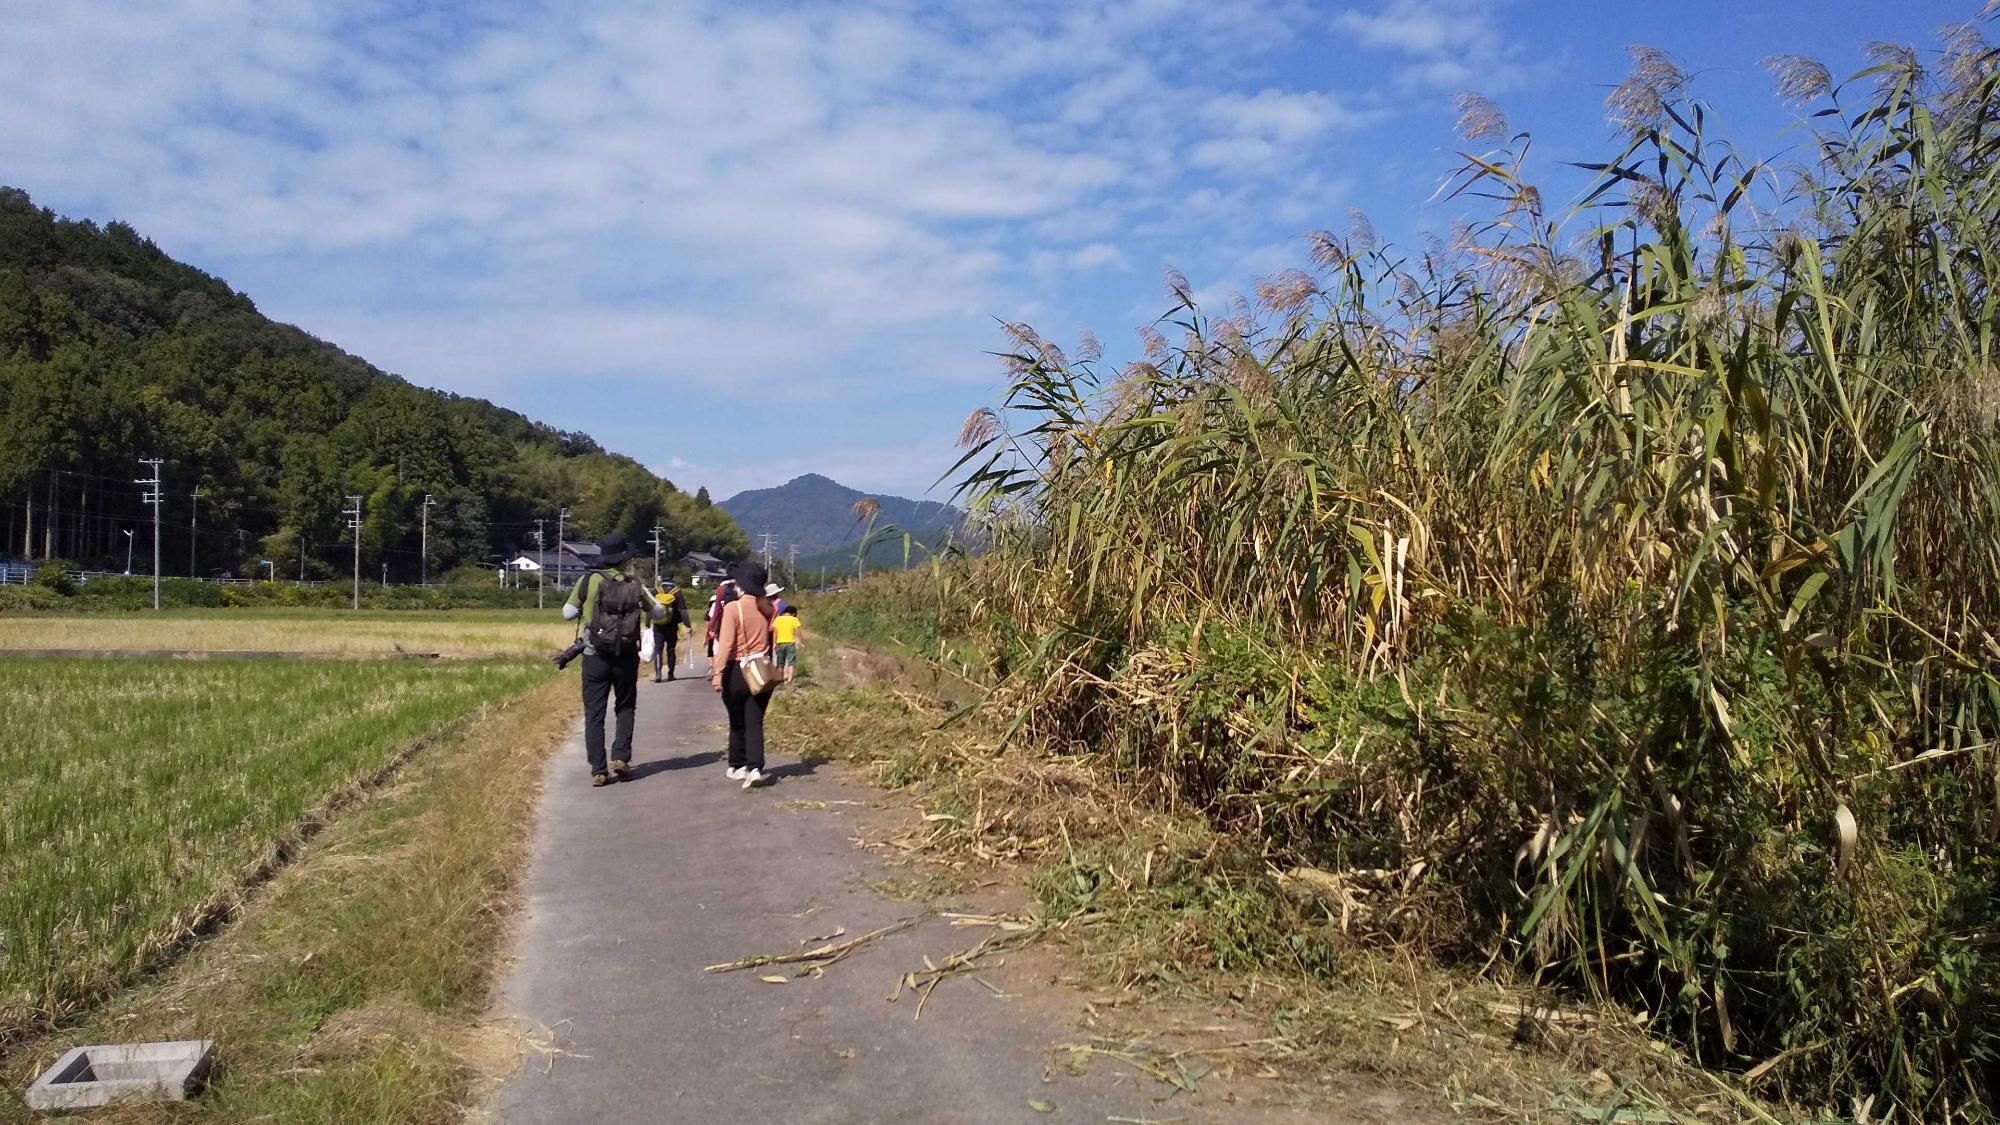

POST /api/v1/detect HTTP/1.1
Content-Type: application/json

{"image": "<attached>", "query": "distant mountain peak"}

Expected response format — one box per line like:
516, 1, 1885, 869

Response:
719, 474, 958, 559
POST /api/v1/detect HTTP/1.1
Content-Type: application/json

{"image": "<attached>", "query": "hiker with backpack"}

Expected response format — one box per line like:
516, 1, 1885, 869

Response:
652, 578, 688, 682
711, 563, 779, 789
561, 532, 666, 787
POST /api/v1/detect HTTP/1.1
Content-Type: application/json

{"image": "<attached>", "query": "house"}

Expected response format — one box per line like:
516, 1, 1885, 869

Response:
683, 551, 728, 586
508, 543, 597, 588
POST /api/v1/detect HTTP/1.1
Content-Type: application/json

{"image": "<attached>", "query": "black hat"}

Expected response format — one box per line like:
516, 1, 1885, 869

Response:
594, 532, 634, 567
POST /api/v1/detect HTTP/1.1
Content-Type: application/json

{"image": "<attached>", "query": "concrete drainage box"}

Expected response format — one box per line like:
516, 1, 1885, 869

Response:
25, 1040, 215, 1112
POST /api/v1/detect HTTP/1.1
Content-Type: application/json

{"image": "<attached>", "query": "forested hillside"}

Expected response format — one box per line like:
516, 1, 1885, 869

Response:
0, 187, 746, 581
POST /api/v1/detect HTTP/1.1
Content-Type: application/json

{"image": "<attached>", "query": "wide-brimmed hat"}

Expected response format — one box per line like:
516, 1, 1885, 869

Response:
594, 532, 634, 567
765, 583, 785, 597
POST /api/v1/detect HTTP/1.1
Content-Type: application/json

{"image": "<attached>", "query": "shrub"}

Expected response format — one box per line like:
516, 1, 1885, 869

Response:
28, 560, 77, 597
0, 586, 63, 613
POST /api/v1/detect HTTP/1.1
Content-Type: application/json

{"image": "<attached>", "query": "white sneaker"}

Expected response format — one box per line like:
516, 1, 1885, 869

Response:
726, 766, 746, 780
740, 768, 766, 790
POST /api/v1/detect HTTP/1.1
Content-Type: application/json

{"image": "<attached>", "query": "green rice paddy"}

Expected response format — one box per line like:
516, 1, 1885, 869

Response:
0, 654, 546, 1037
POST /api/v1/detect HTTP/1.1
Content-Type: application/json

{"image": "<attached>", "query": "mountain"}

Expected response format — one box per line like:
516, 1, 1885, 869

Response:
720, 474, 959, 564
0, 187, 748, 579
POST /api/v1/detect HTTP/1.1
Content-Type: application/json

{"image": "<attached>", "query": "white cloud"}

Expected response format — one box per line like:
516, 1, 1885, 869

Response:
1066, 243, 1129, 271
1333, 0, 1533, 92
1204, 89, 1372, 141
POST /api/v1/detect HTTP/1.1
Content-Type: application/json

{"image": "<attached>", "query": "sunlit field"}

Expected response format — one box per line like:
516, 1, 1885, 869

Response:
0, 655, 547, 1037
0, 608, 575, 659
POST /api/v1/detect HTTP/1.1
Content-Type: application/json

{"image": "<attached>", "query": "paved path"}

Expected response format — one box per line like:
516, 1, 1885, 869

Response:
492, 662, 1215, 1124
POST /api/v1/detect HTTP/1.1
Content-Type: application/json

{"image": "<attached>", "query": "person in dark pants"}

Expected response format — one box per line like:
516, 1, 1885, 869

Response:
652, 579, 687, 682
711, 563, 776, 789
562, 533, 664, 787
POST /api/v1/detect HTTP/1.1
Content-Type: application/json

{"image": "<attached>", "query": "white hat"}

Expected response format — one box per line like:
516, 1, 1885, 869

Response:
765, 583, 785, 597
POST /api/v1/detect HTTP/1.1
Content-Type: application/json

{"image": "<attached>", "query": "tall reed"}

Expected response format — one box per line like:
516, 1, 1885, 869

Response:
937, 31, 2000, 1121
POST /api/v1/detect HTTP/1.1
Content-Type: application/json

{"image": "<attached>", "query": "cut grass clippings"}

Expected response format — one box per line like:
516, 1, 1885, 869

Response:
0, 671, 580, 1122
0, 654, 546, 1043
770, 682, 1804, 1124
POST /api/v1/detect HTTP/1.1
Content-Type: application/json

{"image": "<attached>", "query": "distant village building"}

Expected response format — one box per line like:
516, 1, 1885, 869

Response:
683, 551, 728, 586
507, 542, 598, 588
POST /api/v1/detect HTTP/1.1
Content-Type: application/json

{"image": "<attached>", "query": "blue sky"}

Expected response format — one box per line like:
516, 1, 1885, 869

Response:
0, 0, 1975, 500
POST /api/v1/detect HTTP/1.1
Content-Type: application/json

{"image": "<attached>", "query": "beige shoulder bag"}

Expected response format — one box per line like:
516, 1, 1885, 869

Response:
734, 600, 778, 694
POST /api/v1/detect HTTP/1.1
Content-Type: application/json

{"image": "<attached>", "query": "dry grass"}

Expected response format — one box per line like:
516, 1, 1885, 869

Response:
924, 32, 2000, 1121
775, 683, 1799, 1124
0, 674, 579, 1123
0, 608, 572, 659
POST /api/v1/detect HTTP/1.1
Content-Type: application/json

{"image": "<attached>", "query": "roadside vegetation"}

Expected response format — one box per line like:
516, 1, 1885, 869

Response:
0, 672, 578, 1122
823, 33, 2000, 1124
0, 654, 544, 1044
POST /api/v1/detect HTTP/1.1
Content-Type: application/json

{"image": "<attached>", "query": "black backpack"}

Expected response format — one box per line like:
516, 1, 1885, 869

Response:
583, 572, 646, 656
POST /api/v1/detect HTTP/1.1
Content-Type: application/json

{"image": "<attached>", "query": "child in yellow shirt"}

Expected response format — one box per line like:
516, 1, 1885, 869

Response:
771, 606, 804, 686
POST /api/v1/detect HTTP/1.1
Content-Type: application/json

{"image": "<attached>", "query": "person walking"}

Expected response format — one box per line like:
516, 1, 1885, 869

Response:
562, 532, 665, 787
704, 579, 736, 667
652, 578, 688, 682
772, 604, 804, 687
711, 563, 777, 789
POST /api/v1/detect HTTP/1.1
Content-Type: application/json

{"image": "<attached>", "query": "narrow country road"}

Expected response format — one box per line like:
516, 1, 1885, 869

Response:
492, 657, 1268, 1124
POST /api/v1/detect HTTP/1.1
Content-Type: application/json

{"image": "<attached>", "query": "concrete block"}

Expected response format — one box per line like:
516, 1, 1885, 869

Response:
24, 1040, 214, 1112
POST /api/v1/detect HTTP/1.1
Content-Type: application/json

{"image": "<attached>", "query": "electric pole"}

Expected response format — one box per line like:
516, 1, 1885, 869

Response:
649, 525, 664, 582
343, 494, 363, 610
420, 493, 436, 586
136, 459, 163, 610
556, 506, 569, 589
759, 531, 778, 567
788, 543, 797, 586
189, 485, 202, 579
533, 520, 547, 609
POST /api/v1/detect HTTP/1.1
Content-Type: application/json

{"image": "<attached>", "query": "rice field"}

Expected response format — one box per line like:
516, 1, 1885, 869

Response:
0, 654, 546, 1038
0, 608, 574, 659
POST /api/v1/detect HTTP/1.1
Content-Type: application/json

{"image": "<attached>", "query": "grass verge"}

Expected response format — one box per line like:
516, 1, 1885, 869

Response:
0, 671, 579, 1122
771, 682, 1803, 1124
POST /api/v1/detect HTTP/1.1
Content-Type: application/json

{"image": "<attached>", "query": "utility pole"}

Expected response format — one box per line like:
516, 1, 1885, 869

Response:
420, 493, 436, 587
649, 525, 664, 582
382, 561, 389, 587
788, 544, 797, 586
343, 494, 363, 610
533, 521, 546, 609
136, 459, 163, 610
189, 485, 203, 578
556, 506, 569, 589
301, 536, 308, 583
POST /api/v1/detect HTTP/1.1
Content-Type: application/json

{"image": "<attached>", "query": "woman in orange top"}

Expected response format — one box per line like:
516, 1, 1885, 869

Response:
711, 564, 776, 788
